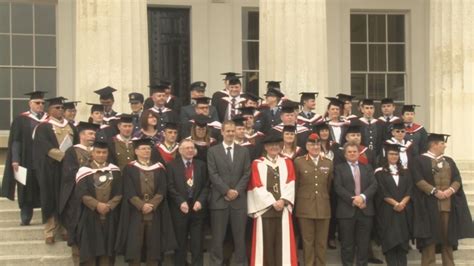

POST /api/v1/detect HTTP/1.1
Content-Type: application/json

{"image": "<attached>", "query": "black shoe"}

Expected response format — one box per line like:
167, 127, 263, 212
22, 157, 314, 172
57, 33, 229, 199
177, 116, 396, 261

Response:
368, 258, 384, 264
20, 221, 30, 226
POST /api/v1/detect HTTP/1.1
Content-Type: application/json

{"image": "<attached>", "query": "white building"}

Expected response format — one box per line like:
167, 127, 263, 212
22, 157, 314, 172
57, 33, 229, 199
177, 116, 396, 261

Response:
0, 0, 472, 167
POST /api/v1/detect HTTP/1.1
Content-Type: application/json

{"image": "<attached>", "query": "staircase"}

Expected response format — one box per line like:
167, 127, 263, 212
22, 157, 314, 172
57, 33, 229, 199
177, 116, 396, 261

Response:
0, 169, 473, 265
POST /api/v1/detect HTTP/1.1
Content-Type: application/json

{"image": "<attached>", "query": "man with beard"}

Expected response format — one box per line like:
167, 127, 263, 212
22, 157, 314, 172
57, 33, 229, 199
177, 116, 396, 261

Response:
1, 91, 48, 226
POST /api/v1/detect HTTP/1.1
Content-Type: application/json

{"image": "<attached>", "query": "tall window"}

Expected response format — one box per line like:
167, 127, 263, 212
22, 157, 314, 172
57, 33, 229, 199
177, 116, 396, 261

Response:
350, 13, 406, 109
0, 2, 56, 130
242, 8, 259, 96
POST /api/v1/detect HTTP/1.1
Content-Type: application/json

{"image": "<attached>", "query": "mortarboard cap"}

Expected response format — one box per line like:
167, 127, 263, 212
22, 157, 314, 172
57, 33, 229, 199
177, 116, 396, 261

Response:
228, 76, 241, 85
86, 103, 105, 113
243, 92, 262, 102
25, 90, 47, 100
239, 106, 256, 116
132, 138, 154, 149
427, 133, 450, 143
313, 123, 330, 133
381, 98, 394, 105
346, 125, 362, 134
118, 114, 134, 124
221, 72, 241, 80
158, 80, 172, 87
77, 121, 100, 133
232, 115, 246, 127
262, 133, 283, 144
46, 97, 67, 107
93, 140, 109, 149
282, 125, 296, 133
300, 92, 319, 102
336, 93, 356, 102
402, 104, 420, 113
264, 87, 285, 98
280, 101, 300, 113
383, 143, 404, 153
266, 81, 281, 90
194, 96, 211, 105
361, 98, 375, 106
325, 97, 344, 106
94, 86, 116, 100
190, 81, 207, 92
391, 122, 405, 130
164, 122, 178, 130
149, 84, 168, 94
128, 93, 144, 104
192, 115, 210, 127
63, 101, 80, 110
307, 133, 320, 143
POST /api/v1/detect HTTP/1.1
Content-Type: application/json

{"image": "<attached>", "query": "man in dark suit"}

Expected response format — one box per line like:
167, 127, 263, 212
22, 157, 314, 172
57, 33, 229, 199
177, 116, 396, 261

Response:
180, 81, 219, 125
167, 139, 209, 266
207, 120, 251, 265
148, 84, 179, 132
334, 142, 378, 266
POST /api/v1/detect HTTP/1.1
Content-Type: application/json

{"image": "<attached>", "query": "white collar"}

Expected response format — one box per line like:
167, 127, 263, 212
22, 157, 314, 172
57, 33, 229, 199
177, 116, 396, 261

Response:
223, 142, 234, 150
182, 158, 193, 165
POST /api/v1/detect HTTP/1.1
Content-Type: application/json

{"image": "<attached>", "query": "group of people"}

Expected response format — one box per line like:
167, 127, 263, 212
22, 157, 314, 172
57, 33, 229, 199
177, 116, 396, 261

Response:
1, 72, 473, 266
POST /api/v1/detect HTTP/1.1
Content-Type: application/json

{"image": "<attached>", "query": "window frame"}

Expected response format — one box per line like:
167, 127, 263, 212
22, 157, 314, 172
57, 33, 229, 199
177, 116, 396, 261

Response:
241, 7, 259, 95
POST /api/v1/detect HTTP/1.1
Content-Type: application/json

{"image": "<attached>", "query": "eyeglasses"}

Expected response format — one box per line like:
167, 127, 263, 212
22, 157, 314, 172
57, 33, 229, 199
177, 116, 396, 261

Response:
32, 101, 45, 105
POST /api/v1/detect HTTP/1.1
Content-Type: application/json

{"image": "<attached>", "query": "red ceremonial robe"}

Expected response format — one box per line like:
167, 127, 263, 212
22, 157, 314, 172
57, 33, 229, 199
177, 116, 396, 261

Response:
247, 156, 298, 266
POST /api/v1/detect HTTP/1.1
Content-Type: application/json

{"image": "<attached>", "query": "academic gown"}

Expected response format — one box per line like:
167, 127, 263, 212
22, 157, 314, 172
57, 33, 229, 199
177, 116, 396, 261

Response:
186, 137, 218, 163
270, 124, 310, 153
166, 95, 182, 114
59, 144, 91, 246
75, 165, 122, 263
115, 162, 177, 261
374, 167, 413, 254
1, 111, 46, 208
33, 120, 78, 222
411, 155, 474, 251
404, 123, 428, 156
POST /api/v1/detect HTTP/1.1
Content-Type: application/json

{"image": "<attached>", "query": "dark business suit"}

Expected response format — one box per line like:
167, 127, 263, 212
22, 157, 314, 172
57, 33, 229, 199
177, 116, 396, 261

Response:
167, 157, 209, 266
334, 162, 378, 266
207, 143, 251, 266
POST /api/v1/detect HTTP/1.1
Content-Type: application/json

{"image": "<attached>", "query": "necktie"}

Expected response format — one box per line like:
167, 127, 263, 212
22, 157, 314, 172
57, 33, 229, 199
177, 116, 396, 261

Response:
231, 98, 236, 119
226, 146, 232, 162
185, 161, 193, 181
386, 116, 390, 123
351, 163, 361, 195
158, 108, 163, 115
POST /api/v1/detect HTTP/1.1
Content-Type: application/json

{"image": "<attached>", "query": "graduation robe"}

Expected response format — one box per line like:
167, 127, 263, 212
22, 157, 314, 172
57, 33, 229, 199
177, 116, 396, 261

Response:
59, 144, 91, 246
115, 161, 177, 261
411, 154, 474, 250
154, 142, 179, 165
1, 111, 47, 208
374, 167, 413, 253
247, 156, 298, 266
404, 123, 428, 156
33, 119, 78, 222
297, 111, 324, 129
75, 164, 122, 262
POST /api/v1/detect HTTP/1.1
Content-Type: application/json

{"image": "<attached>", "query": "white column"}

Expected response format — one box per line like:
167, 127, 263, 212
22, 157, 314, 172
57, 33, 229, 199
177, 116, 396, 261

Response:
74, 0, 149, 120
259, 0, 328, 113
429, 0, 474, 165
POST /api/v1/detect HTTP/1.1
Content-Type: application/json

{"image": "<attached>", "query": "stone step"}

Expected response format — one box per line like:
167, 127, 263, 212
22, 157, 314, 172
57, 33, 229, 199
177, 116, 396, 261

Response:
0, 218, 42, 227
0, 255, 73, 266
0, 225, 46, 241
0, 208, 42, 221
0, 240, 70, 256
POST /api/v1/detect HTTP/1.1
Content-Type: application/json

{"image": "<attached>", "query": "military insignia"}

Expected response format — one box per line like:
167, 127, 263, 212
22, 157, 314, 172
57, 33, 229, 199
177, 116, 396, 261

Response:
273, 183, 279, 194
99, 175, 107, 182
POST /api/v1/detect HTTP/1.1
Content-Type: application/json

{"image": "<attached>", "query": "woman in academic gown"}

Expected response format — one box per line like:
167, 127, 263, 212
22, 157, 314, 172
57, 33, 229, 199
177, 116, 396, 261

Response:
185, 115, 218, 163
279, 125, 303, 160
374, 143, 413, 266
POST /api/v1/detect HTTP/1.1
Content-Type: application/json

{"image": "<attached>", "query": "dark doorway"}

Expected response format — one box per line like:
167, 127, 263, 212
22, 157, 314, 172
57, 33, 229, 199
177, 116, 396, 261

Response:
148, 7, 191, 105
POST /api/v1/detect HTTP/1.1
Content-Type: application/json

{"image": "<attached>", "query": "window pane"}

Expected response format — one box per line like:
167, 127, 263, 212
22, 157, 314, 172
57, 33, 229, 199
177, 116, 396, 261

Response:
35, 36, 56, 66
368, 74, 385, 99
12, 68, 33, 98
369, 44, 386, 71
12, 3, 33, 34
13, 99, 29, 117
242, 41, 259, 70
351, 74, 366, 99
243, 71, 259, 96
388, 44, 405, 71
0, 3, 10, 33
387, 74, 404, 101
351, 14, 366, 42
388, 15, 404, 42
35, 4, 56, 35
0, 35, 10, 65
368, 15, 385, 42
243, 11, 259, 40
12, 35, 33, 66
351, 44, 367, 71
0, 68, 11, 98
35, 68, 56, 92
0, 100, 11, 130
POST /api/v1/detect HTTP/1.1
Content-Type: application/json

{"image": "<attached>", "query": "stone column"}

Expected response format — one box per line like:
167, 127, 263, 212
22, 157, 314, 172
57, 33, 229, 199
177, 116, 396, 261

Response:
259, 0, 328, 113
429, 0, 474, 165
74, 0, 149, 120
